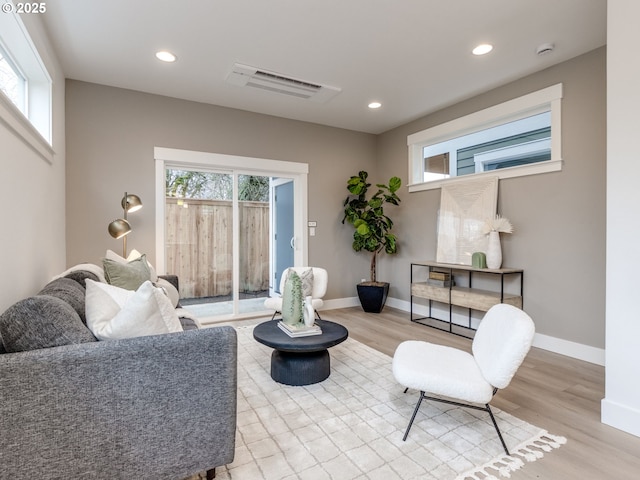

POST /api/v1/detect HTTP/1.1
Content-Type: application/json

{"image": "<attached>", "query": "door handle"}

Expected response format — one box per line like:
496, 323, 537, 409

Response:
290, 237, 295, 249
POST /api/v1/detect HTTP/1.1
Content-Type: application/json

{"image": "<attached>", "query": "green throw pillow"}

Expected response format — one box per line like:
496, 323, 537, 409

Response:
103, 254, 151, 290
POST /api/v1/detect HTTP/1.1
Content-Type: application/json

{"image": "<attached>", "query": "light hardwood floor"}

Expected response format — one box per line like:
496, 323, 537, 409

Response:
325, 306, 640, 479
228, 306, 640, 479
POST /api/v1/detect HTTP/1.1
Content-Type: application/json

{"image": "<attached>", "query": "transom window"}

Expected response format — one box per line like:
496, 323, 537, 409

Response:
408, 84, 563, 192
0, 44, 25, 112
0, 9, 53, 160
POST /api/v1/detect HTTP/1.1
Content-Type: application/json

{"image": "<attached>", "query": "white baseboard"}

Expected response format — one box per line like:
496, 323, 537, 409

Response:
532, 332, 605, 366
602, 398, 640, 437
335, 296, 606, 366
320, 297, 360, 310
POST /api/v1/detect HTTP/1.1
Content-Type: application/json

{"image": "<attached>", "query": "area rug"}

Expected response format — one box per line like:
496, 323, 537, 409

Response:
213, 325, 565, 480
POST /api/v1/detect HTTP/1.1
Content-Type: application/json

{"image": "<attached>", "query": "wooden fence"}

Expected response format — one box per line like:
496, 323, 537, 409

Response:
165, 198, 269, 299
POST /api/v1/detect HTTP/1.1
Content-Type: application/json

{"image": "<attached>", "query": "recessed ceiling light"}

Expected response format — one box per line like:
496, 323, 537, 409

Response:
155, 51, 177, 62
368, 102, 382, 109
472, 44, 493, 56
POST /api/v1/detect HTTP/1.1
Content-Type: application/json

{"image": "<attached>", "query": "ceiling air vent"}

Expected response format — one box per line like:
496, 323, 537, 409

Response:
226, 63, 341, 103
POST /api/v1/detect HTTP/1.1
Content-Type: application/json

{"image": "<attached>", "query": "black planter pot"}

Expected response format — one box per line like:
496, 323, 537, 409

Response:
356, 282, 389, 313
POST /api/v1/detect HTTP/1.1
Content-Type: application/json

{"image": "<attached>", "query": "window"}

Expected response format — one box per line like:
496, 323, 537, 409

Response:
0, 9, 53, 160
0, 44, 26, 112
408, 84, 562, 192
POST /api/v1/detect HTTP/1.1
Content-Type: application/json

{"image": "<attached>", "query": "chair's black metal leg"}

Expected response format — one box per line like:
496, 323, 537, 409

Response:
403, 391, 425, 441
271, 310, 278, 320
400, 388, 510, 453
206, 467, 216, 479
486, 404, 510, 456
315, 309, 322, 320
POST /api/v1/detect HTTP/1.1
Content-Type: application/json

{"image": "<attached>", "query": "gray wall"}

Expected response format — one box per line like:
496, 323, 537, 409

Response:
66, 47, 605, 349
603, 0, 640, 436
375, 47, 606, 348
65, 81, 376, 300
0, 15, 66, 313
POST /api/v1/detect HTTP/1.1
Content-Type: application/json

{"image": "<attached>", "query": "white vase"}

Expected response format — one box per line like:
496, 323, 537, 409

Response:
486, 231, 502, 269
303, 296, 315, 327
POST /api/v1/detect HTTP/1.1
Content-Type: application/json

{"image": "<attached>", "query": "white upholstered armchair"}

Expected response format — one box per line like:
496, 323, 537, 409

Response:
264, 267, 328, 320
392, 303, 535, 455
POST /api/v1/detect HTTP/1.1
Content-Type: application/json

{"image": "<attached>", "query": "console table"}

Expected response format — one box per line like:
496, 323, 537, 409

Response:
410, 260, 523, 337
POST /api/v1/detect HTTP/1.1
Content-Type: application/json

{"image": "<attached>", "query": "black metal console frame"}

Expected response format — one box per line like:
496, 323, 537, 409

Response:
409, 261, 524, 338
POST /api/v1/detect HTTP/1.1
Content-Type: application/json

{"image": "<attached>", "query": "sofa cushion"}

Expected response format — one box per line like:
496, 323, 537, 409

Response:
103, 254, 151, 290
175, 308, 201, 331
0, 295, 97, 353
179, 317, 199, 331
53, 263, 107, 283
38, 277, 88, 324
85, 280, 183, 340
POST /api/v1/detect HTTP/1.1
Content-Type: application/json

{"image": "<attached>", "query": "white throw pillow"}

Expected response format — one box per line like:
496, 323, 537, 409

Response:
105, 249, 128, 264
291, 268, 314, 297
85, 279, 182, 340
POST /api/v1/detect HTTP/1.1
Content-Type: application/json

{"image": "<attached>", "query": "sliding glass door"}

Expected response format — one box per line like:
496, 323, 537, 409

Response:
237, 174, 271, 314
271, 178, 294, 296
155, 147, 309, 323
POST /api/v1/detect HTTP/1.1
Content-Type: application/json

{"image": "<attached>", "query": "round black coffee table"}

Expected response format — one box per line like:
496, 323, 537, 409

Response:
253, 319, 349, 386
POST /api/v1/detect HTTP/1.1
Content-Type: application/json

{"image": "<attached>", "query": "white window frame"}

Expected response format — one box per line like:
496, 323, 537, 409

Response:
407, 84, 563, 192
0, 7, 53, 163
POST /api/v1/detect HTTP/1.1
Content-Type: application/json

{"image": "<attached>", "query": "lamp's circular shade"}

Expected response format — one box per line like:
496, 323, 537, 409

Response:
121, 194, 143, 213
108, 218, 131, 239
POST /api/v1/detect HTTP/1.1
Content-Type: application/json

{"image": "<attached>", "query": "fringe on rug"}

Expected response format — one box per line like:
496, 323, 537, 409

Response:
455, 430, 567, 480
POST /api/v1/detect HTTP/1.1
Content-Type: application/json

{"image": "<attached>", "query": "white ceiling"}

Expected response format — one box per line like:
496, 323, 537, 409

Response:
41, 0, 606, 134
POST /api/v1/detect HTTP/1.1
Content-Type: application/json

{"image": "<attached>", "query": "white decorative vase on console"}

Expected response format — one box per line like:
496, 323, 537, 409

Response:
486, 231, 502, 269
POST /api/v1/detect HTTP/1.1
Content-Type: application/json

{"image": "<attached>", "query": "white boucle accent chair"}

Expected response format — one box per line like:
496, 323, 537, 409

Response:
264, 267, 328, 320
392, 303, 535, 455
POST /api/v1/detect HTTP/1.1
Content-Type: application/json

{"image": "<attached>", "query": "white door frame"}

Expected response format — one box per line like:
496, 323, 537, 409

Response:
154, 147, 309, 310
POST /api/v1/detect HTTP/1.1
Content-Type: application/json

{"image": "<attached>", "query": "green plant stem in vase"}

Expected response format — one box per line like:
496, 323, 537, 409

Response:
281, 271, 304, 326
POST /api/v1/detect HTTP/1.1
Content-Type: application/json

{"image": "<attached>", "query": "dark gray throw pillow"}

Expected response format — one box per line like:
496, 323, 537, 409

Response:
63, 270, 100, 288
38, 277, 87, 324
0, 295, 97, 353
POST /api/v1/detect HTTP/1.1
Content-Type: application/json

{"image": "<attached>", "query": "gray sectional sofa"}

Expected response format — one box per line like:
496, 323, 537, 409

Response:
0, 269, 237, 479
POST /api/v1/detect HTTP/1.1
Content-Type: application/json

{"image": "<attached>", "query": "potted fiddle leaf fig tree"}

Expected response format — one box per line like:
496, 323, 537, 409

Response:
342, 171, 401, 313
